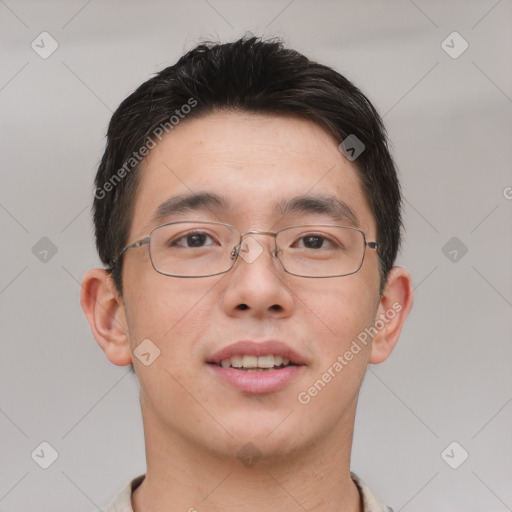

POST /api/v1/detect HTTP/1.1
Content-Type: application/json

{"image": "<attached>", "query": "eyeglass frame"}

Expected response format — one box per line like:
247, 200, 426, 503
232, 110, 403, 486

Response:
108, 220, 379, 278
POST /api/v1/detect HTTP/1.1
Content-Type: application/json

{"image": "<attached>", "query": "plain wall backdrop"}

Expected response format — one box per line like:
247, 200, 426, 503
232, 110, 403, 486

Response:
1, 0, 511, 510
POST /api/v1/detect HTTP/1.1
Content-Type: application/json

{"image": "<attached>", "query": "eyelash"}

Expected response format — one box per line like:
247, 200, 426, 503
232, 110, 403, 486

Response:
170, 231, 340, 250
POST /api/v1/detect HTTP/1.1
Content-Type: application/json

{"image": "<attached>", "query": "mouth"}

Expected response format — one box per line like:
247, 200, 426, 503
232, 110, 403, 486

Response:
208, 354, 300, 372
206, 340, 306, 394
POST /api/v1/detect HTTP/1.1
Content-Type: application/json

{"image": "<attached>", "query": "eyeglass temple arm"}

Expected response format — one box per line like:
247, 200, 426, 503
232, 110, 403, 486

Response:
108, 236, 150, 270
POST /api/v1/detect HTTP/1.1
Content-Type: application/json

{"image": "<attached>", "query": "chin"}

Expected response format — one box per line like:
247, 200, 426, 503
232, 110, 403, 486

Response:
219, 412, 309, 455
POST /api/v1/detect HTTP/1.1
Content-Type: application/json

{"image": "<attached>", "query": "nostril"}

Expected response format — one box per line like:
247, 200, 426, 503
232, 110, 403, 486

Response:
270, 304, 282, 311
237, 304, 249, 310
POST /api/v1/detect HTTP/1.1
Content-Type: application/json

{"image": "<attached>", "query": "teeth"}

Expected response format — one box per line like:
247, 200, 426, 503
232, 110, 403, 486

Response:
242, 355, 258, 368
257, 355, 275, 368
231, 355, 243, 368
217, 354, 292, 369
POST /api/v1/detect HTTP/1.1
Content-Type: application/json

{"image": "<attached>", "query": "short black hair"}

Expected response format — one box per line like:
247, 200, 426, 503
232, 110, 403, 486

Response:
93, 35, 402, 296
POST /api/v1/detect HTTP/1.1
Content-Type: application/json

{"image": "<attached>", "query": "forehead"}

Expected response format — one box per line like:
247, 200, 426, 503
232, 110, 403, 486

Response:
130, 112, 375, 236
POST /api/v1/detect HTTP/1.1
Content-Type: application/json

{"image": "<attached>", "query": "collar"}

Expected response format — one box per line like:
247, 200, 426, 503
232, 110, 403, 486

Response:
102, 472, 393, 512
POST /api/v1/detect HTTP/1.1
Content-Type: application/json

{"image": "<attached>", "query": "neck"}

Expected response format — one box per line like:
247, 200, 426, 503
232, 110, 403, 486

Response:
132, 401, 362, 512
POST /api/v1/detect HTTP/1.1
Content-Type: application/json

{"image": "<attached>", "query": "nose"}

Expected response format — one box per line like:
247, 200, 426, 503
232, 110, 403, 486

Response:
221, 233, 294, 318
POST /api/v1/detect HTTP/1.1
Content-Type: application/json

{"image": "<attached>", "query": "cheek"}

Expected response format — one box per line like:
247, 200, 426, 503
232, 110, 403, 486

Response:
293, 284, 376, 427
295, 278, 378, 354
125, 280, 218, 418
124, 274, 221, 365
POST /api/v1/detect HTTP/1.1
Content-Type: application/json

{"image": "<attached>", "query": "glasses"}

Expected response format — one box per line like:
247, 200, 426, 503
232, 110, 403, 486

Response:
111, 220, 378, 278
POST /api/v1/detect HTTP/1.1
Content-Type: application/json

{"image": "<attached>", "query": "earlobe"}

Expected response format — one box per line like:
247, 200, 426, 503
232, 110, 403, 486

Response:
369, 266, 414, 364
80, 268, 133, 366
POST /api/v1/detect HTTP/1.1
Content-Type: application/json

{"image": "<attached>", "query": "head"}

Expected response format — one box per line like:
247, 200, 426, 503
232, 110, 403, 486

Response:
93, 36, 401, 297
81, 36, 413, 464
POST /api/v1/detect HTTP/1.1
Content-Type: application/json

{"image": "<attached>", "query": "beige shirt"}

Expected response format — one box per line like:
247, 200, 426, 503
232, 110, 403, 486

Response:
101, 472, 393, 512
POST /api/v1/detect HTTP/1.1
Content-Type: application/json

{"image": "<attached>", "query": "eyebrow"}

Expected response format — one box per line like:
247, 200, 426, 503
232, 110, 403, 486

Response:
149, 192, 359, 227
150, 192, 230, 226
274, 194, 359, 227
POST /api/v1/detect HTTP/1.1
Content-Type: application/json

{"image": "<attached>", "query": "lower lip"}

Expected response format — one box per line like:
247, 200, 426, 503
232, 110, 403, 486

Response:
207, 364, 305, 394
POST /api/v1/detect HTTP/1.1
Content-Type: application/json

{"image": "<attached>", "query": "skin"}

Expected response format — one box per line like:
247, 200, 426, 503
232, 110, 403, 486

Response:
81, 112, 413, 512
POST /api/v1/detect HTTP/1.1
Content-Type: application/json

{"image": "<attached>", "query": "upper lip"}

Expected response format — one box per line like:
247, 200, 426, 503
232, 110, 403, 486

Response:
208, 340, 306, 365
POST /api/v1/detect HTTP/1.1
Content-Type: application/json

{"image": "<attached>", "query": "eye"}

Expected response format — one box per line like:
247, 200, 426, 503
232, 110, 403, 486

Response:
294, 234, 338, 250
170, 231, 218, 248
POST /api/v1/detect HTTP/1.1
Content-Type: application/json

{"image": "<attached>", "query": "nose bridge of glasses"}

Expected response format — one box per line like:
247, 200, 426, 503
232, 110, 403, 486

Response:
242, 230, 278, 241
232, 230, 279, 262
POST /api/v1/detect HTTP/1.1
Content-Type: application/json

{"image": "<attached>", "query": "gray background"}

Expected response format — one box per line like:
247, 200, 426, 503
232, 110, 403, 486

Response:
1, 0, 511, 510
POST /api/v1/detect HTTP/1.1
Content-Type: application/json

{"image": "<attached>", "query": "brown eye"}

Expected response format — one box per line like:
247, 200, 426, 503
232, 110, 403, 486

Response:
294, 234, 338, 250
170, 231, 217, 248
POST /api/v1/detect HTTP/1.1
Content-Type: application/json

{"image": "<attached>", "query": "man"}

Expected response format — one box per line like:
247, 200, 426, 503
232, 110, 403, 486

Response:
81, 36, 413, 512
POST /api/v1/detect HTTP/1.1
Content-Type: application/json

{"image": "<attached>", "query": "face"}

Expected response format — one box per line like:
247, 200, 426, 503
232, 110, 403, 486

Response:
119, 112, 382, 461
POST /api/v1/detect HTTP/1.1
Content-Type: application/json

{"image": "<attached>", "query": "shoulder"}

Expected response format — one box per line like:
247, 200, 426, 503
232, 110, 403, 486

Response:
101, 475, 145, 512
350, 472, 394, 512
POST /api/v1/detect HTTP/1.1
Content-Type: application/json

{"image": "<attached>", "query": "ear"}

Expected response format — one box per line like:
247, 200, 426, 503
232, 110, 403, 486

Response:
80, 268, 133, 366
369, 266, 414, 364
